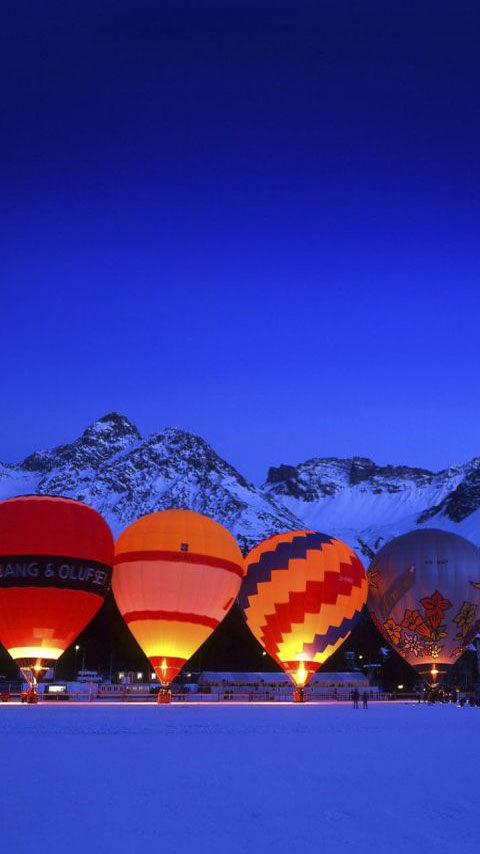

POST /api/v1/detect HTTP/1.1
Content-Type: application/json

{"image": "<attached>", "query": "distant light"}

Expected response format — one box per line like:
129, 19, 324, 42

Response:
358, 655, 363, 660
137, 672, 143, 680
431, 666, 439, 677
397, 684, 404, 690
118, 672, 125, 679
187, 672, 192, 678
75, 645, 80, 651
262, 651, 267, 656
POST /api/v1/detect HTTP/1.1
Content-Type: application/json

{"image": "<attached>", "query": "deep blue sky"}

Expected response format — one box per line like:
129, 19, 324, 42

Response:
2, 1, 480, 481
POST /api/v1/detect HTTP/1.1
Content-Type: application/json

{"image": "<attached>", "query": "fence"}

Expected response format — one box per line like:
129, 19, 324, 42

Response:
1, 690, 420, 703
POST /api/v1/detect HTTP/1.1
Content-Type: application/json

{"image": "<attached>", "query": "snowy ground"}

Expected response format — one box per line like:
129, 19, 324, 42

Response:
1, 702, 479, 854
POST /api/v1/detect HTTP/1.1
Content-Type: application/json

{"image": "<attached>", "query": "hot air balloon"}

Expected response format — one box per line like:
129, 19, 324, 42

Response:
0, 495, 114, 693
367, 528, 480, 684
112, 510, 245, 699
238, 530, 367, 700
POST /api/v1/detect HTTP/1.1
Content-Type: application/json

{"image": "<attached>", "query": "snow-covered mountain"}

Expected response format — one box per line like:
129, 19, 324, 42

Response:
0, 414, 299, 552
1, 413, 480, 557
264, 456, 480, 557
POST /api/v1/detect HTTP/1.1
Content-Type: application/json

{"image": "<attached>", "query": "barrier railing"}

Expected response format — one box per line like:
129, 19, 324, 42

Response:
1, 690, 421, 703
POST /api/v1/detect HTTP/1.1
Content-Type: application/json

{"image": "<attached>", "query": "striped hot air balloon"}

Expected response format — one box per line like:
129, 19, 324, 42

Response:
0, 495, 114, 683
239, 530, 367, 692
112, 510, 245, 689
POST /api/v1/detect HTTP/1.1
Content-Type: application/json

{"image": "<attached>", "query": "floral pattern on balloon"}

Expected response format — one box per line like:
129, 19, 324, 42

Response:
367, 529, 480, 673
451, 600, 480, 657
380, 591, 480, 661
420, 589, 452, 629
381, 588, 452, 660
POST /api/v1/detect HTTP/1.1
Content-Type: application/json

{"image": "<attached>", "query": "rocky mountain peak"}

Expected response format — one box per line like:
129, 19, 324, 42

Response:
2, 416, 480, 558
349, 457, 378, 484
149, 426, 216, 457
5, 415, 299, 550
81, 413, 141, 444
418, 457, 480, 525
265, 455, 438, 502
20, 412, 141, 475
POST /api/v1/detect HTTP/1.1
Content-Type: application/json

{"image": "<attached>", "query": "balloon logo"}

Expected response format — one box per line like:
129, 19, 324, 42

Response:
239, 530, 367, 688
0, 495, 114, 681
367, 528, 480, 679
112, 510, 245, 686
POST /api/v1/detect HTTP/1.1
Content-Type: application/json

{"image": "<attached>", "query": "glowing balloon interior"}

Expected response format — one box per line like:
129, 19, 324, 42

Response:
112, 510, 245, 686
239, 530, 367, 687
0, 495, 114, 682
367, 528, 480, 680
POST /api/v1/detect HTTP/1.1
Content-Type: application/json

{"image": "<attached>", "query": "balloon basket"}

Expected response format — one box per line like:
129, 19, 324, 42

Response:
157, 689, 172, 704
293, 687, 306, 703
21, 687, 38, 704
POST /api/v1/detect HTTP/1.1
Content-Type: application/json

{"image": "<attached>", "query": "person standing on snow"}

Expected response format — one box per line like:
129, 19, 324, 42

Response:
352, 688, 360, 709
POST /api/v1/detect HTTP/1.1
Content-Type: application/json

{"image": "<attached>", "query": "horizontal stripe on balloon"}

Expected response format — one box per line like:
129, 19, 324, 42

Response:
123, 610, 220, 629
9, 646, 65, 660
113, 550, 244, 577
0, 554, 112, 594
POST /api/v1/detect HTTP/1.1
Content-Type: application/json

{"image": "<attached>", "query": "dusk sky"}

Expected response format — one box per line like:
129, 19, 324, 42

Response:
2, 1, 480, 481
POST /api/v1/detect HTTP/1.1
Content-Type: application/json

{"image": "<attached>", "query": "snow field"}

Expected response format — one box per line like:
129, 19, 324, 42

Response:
0, 702, 478, 854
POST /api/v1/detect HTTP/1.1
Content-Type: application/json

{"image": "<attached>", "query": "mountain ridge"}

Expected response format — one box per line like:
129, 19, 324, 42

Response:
1, 412, 479, 557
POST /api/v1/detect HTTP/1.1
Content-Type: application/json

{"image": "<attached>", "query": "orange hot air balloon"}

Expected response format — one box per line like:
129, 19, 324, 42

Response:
239, 530, 367, 694
0, 495, 114, 683
112, 510, 245, 688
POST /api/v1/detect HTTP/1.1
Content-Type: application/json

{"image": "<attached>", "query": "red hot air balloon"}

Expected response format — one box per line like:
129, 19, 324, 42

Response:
0, 495, 114, 687
367, 528, 480, 684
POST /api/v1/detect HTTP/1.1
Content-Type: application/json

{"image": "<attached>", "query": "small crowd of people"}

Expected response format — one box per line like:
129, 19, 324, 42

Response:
351, 689, 369, 708
456, 695, 480, 707
350, 686, 480, 707
422, 686, 480, 706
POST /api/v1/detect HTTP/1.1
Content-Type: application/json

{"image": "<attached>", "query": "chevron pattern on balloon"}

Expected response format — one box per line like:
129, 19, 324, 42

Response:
239, 530, 368, 687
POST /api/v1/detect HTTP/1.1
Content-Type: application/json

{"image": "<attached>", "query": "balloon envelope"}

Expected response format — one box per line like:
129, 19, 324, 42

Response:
239, 530, 367, 686
112, 510, 245, 686
0, 495, 114, 678
367, 528, 480, 677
